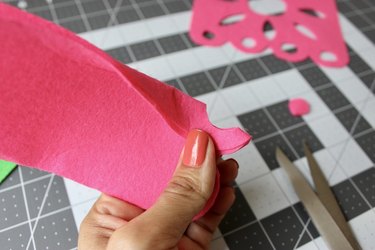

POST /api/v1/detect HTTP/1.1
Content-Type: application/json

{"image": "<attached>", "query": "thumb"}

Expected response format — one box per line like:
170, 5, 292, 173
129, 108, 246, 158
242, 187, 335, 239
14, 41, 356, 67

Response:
140, 129, 216, 239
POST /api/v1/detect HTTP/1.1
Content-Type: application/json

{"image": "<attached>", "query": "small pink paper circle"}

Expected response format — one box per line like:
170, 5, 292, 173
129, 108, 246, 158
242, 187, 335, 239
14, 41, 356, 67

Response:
288, 98, 310, 117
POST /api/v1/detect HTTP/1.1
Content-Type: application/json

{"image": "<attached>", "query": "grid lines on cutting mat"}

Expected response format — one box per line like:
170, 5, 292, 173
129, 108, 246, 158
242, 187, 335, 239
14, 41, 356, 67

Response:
4, 0, 192, 33
1, 0, 375, 249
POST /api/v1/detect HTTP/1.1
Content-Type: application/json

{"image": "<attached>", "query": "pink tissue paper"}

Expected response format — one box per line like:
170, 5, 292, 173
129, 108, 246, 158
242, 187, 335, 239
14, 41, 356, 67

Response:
190, 0, 349, 67
0, 4, 251, 217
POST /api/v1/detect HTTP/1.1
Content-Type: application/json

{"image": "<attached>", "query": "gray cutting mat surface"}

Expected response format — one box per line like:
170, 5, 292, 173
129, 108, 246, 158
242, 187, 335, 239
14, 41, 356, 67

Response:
1, 0, 375, 249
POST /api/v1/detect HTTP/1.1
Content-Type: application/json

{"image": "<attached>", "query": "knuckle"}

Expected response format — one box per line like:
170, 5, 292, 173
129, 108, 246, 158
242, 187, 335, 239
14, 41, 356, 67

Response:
94, 200, 112, 215
165, 174, 209, 203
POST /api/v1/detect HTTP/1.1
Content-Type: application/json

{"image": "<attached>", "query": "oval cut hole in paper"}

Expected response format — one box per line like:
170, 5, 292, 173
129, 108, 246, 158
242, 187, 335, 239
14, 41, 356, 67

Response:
294, 23, 317, 40
249, 0, 286, 16
220, 13, 246, 26
264, 21, 276, 40
18, 0, 27, 8
242, 37, 257, 48
203, 30, 215, 39
320, 51, 337, 62
282, 43, 297, 53
263, 21, 274, 32
300, 8, 325, 19
265, 30, 276, 40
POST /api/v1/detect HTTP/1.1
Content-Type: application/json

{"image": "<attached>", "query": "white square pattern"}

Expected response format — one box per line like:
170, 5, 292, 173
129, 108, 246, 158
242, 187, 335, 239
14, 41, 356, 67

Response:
308, 113, 349, 148
221, 83, 262, 115
226, 143, 270, 185
240, 173, 290, 220
328, 139, 373, 177
248, 77, 287, 106
275, 70, 312, 97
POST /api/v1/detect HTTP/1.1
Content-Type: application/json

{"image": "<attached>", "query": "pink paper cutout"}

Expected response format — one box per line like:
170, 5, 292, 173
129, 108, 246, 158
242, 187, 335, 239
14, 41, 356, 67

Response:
0, 4, 251, 217
288, 98, 310, 116
190, 0, 349, 67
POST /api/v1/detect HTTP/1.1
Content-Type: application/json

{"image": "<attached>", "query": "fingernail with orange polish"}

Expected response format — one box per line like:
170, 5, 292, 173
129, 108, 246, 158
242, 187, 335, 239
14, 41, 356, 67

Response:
183, 129, 209, 167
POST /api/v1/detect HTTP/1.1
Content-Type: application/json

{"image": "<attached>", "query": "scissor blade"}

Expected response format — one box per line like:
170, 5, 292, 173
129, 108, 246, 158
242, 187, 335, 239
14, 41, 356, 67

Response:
304, 142, 360, 250
276, 147, 354, 250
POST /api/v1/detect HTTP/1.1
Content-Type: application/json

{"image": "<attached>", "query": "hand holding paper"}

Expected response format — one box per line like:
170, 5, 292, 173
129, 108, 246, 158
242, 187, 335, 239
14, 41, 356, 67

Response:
0, 4, 250, 216
79, 142, 239, 249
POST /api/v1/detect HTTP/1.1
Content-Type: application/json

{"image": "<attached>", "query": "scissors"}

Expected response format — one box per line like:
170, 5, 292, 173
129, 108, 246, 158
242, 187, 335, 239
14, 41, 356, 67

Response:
276, 142, 361, 250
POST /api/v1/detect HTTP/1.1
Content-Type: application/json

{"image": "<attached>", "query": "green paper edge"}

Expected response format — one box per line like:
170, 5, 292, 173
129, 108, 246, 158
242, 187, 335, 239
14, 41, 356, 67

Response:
0, 160, 17, 183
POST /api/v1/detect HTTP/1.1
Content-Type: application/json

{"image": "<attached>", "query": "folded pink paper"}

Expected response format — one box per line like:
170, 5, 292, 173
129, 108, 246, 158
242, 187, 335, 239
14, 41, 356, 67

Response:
0, 4, 250, 217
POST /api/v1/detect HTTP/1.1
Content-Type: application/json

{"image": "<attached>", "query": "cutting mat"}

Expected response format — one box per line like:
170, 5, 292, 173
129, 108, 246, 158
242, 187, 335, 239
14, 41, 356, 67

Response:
0, 0, 374, 249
